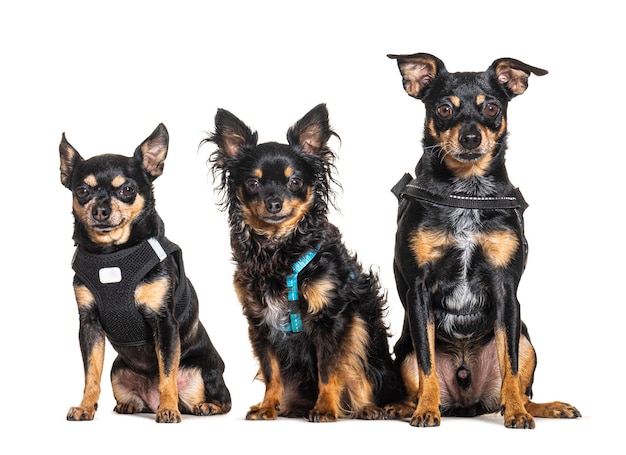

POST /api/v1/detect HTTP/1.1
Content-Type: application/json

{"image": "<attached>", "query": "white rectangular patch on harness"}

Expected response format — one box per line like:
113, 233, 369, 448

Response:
99, 266, 122, 284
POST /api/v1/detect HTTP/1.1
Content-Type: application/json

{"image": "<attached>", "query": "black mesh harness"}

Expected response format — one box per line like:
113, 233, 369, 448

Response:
71, 237, 191, 346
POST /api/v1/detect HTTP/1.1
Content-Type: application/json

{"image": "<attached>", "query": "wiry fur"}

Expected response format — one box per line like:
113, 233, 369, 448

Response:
203, 104, 405, 421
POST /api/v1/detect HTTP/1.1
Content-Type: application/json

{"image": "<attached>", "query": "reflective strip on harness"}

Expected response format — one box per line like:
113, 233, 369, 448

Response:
392, 173, 528, 211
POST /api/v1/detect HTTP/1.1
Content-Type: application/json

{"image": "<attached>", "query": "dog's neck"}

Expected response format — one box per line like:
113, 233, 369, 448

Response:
415, 146, 513, 198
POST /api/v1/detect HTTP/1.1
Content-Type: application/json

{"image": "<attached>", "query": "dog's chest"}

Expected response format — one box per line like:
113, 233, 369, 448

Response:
235, 263, 291, 331
262, 289, 291, 332
438, 209, 487, 337
414, 205, 519, 338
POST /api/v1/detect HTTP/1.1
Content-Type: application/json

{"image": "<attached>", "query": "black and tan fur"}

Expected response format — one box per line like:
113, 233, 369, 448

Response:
204, 104, 405, 422
60, 124, 231, 422
386, 53, 580, 428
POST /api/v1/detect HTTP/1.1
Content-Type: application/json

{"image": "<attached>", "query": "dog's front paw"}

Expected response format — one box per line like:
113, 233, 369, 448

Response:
246, 403, 279, 420
502, 406, 535, 429
409, 408, 440, 427
308, 407, 338, 422
67, 405, 97, 421
156, 408, 182, 423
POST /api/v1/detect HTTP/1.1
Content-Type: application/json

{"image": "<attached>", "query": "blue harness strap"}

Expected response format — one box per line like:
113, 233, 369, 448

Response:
284, 247, 319, 333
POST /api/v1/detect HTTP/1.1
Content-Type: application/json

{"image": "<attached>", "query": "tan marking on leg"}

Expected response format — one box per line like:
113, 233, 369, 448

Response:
67, 338, 105, 421
74, 284, 95, 309
402, 353, 420, 404
134, 278, 169, 313
411, 321, 441, 427
495, 328, 535, 428
155, 331, 181, 423
247, 353, 283, 420
310, 372, 342, 422
517, 337, 581, 419
302, 277, 334, 314
338, 318, 383, 419
311, 318, 382, 421
385, 353, 419, 419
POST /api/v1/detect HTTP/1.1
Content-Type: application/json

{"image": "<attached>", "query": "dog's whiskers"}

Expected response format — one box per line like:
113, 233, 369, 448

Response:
424, 142, 456, 164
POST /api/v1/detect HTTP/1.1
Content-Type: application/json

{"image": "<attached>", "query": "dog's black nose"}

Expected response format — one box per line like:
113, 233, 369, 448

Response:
459, 124, 482, 150
92, 204, 110, 221
459, 133, 481, 150
265, 198, 283, 214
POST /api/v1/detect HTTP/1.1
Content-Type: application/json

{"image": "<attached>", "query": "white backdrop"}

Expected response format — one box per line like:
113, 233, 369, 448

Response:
1, 1, 621, 452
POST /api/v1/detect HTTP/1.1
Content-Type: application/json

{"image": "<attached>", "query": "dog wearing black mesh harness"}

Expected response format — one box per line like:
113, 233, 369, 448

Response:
60, 124, 231, 423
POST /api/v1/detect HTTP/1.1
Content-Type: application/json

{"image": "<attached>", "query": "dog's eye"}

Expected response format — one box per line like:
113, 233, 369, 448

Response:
245, 178, 260, 194
484, 103, 500, 117
75, 186, 90, 200
436, 104, 453, 118
118, 185, 136, 200
288, 177, 303, 192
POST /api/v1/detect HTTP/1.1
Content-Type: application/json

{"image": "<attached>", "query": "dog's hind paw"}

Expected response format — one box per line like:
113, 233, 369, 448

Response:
246, 403, 279, 420
384, 401, 416, 419
193, 401, 232, 416
114, 401, 145, 415
358, 405, 387, 420
525, 400, 582, 419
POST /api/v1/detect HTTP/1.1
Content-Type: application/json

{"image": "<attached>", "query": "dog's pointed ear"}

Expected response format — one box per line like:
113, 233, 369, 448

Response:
387, 53, 447, 100
135, 123, 169, 180
490, 58, 548, 98
207, 108, 258, 159
287, 103, 335, 156
59, 133, 83, 189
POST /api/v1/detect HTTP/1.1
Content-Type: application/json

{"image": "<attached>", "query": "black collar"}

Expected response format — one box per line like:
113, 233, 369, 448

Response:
392, 173, 528, 211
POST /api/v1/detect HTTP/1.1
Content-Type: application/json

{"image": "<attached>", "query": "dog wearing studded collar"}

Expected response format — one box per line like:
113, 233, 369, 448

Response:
386, 53, 580, 428
204, 104, 405, 422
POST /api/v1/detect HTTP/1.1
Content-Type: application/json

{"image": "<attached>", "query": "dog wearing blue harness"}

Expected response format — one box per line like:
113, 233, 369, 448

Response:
204, 104, 405, 422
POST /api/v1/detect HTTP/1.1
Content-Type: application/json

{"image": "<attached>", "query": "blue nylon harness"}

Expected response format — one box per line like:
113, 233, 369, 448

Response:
283, 247, 320, 333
